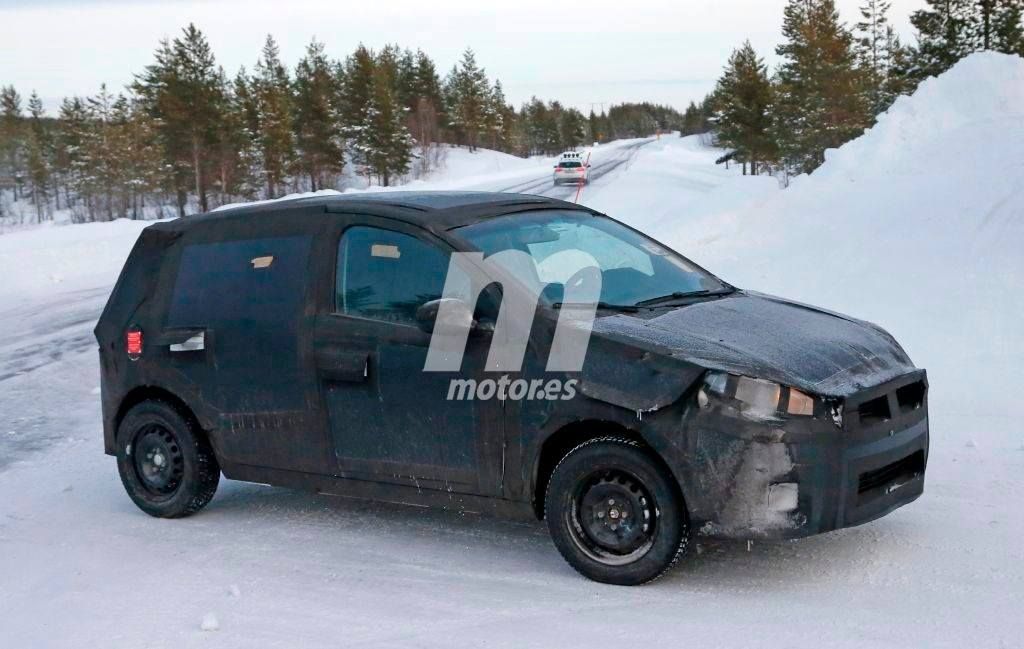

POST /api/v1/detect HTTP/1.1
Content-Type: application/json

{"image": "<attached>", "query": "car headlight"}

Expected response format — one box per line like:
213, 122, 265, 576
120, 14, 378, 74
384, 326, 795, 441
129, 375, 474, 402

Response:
700, 371, 816, 417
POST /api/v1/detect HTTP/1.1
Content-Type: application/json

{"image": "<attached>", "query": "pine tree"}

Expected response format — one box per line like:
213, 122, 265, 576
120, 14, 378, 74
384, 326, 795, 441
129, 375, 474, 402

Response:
681, 102, 704, 136
559, 108, 588, 150
25, 92, 52, 219
0, 86, 25, 202
911, 0, 975, 78
119, 97, 167, 218
857, 0, 891, 113
970, 0, 1024, 51
392, 48, 418, 112
106, 94, 139, 218
363, 66, 413, 186
82, 84, 127, 220
133, 24, 225, 215
411, 50, 445, 134
253, 35, 295, 198
588, 110, 602, 141
713, 41, 777, 175
520, 98, 547, 155
55, 97, 89, 212
341, 45, 377, 175
375, 45, 402, 91
494, 82, 518, 153
882, 26, 916, 101
773, 0, 871, 174
978, 0, 1024, 54
293, 39, 343, 191
911, 1, 1024, 78
446, 49, 489, 150
484, 80, 510, 150
856, 1, 916, 114
411, 51, 444, 107
224, 67, 262, 200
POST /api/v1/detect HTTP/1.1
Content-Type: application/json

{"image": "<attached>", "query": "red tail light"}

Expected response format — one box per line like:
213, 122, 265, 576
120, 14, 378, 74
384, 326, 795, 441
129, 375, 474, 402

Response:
126, 329, 143, 360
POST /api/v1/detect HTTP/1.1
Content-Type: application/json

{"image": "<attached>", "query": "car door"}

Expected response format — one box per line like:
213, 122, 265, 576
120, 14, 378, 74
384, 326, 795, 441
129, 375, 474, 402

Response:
161, 214, 336, 475
312, 215, 504, 496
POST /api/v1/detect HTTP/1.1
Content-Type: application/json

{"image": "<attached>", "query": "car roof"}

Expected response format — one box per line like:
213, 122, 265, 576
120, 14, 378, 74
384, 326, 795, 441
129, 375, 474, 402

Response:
148, 191, 600, 237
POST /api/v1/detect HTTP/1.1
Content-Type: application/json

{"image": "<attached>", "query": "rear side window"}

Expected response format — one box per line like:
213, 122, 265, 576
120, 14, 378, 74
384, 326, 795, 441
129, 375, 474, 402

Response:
167, 235, 312, 380
336, 226, 450, 324
168, 236, 311, 327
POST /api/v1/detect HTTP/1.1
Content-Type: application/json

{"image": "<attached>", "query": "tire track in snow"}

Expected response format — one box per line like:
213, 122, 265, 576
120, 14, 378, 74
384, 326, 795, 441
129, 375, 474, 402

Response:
0, 287, 108, 383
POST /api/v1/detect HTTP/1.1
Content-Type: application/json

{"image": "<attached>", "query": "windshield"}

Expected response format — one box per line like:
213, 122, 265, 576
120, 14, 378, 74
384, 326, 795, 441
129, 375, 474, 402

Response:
455, 210, 728, 307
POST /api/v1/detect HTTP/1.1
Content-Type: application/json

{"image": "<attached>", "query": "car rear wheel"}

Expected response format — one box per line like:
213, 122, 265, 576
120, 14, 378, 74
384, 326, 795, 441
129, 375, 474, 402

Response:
116, 400, 220, 518
544, 437, 689, 585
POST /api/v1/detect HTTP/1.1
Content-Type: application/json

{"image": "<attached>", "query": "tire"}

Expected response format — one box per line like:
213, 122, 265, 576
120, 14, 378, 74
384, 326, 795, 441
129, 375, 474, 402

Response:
116, 400, 220, 518
544, 437, 689, 585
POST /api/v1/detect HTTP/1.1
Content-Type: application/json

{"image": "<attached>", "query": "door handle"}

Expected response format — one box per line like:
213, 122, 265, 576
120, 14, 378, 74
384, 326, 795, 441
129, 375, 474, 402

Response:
169, 331, 205, 352
316, 348, 370, 382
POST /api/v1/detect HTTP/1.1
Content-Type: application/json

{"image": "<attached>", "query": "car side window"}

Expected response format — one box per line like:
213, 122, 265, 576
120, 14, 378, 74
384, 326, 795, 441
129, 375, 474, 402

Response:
336, 226, 451, 324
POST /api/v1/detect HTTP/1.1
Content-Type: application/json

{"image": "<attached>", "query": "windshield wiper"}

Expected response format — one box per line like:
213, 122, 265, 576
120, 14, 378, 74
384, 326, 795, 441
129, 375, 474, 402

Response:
552, 301, 639, 313
634, 288, 733, 307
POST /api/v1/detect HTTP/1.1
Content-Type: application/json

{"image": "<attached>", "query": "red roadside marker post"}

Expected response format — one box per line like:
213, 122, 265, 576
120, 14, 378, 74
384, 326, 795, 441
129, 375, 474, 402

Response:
574, 150, 592, 204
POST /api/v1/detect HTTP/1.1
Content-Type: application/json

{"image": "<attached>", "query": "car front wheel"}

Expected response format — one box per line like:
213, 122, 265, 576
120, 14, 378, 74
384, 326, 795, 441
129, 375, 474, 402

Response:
545, 437, 689, 585
116, 400, 220, 518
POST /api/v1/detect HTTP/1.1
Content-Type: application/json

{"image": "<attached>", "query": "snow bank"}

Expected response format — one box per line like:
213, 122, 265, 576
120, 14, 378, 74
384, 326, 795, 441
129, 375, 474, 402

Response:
0, 218, 153, 302
422, 143, 542, 182
212, 146, 545, 211
658, 52, 1024, 442
584, 134, 778, 236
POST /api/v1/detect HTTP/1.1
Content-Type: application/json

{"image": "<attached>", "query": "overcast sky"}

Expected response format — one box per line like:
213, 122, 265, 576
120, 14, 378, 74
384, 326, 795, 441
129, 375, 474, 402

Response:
0, 0, 926, 115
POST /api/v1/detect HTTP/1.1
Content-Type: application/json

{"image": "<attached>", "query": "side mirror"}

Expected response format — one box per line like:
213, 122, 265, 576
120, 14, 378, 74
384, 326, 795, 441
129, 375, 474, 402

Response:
415, 298, 477, 334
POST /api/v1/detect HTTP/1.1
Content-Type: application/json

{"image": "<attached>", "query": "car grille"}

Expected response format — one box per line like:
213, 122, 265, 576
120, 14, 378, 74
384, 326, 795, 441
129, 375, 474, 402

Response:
835, 370, 929, 526
850, 375, 928, 433
858, 450, 925, 502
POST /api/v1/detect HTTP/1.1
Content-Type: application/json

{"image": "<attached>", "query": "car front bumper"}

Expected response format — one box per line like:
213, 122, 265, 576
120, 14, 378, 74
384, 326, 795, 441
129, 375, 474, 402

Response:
680, 370, 929, 540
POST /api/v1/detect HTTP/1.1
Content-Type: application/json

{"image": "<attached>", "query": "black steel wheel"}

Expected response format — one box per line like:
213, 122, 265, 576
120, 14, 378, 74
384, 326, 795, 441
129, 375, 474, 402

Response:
569, 469, 656, 565
131, 424, 186, 496
545, 437, 688, 585
116, 400, 220, 518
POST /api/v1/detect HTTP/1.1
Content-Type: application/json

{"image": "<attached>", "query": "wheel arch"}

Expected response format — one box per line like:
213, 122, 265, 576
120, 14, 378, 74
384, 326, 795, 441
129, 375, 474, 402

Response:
115, 385, 208, 446
530, 419, 683, 520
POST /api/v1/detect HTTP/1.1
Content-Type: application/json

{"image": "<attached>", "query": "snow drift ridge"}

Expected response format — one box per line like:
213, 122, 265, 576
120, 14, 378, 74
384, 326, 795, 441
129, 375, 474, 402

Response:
672, 52, 1024, 439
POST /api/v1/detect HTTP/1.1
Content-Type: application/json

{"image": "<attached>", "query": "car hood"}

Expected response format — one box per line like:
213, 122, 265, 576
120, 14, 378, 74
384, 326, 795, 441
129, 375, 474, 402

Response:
588, 291, 915, 399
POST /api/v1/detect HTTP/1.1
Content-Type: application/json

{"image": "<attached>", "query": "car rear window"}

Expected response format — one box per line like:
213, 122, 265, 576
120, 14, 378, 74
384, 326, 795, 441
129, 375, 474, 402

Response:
558, 161, 582, 168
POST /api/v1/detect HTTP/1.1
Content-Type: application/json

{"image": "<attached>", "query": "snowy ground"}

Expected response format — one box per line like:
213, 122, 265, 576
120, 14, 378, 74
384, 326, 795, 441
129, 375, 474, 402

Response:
1, 53, 1023, 648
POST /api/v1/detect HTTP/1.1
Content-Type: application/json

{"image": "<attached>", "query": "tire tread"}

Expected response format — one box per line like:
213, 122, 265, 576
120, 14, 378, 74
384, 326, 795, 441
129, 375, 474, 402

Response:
543, 435, 689, 585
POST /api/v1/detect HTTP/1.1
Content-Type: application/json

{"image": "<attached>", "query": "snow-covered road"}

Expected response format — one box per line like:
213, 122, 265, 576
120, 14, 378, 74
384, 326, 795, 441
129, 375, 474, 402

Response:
485, 137, 654, 198
2, 53, 1023, 648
